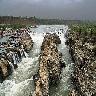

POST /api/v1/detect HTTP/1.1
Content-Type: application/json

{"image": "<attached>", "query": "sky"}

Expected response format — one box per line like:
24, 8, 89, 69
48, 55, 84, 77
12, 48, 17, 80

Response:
0, 0, 96, 20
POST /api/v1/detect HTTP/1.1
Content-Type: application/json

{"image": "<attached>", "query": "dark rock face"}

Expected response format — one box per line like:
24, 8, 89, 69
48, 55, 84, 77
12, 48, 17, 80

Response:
34, 33, 65, 96
67, 31, 96, 96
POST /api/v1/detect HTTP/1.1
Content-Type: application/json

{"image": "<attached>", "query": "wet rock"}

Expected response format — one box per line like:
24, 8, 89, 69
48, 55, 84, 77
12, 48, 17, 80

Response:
59, 60, 66, 68
0, 57, 11, 81
0, 67, 3, 83
6, 49, 19, 69
34, 33, 64, 96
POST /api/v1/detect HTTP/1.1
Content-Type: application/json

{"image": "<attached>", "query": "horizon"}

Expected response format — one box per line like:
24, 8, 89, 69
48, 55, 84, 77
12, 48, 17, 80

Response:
0, 0, 96, 20
0, 16, 94, 21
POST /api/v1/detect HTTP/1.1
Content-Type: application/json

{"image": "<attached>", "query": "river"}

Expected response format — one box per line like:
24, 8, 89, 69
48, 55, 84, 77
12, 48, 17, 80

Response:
0, 25, 73, 96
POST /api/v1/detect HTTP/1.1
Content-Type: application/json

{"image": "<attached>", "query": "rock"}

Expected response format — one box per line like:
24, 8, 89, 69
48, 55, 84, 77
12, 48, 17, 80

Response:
20, 33, 33, 52
59, 60, 66, 68
6, 49, 19, 69
0, 28, 34, 82
68, 90, 78, 96
34, 33, 64, 96
0, 57, 12, 81
0, 67, 3, 83
68, 30, 96, 96
13, 64, 18, 69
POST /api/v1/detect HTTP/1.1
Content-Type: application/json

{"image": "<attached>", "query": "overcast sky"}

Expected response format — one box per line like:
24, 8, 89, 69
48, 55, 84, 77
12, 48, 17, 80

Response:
0, 0, 96, 20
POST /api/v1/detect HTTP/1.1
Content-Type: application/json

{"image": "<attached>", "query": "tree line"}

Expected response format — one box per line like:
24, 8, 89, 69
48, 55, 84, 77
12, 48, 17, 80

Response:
0, 16, 83, 25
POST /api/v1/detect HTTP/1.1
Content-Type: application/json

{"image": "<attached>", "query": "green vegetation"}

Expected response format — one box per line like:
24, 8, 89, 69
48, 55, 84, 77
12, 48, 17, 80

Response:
0, 16, 36, 25
37, 19, 82, 25
0, 16, 83, 25
0, 24, 26, 31
69, 23, 96, 36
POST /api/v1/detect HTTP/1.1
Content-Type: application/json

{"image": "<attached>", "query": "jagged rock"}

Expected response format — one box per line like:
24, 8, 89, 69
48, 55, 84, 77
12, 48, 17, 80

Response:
34, 33, 64, 96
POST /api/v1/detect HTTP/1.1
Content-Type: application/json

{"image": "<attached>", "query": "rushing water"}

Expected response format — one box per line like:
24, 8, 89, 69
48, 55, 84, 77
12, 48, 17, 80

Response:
0, 25, 73, 96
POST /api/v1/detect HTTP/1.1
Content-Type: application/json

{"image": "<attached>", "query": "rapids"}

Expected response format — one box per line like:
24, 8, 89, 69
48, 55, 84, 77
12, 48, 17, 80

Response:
0, 25, 73, 96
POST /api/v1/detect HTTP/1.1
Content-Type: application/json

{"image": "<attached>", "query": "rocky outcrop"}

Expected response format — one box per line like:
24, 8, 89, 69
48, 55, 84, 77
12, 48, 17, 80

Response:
67, 30, 96, 96
0, 28, 33, 82
34, 33, 65, 96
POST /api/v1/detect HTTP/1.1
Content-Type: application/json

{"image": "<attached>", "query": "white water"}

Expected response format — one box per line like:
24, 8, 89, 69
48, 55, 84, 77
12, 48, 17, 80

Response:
0, 25, 73, 96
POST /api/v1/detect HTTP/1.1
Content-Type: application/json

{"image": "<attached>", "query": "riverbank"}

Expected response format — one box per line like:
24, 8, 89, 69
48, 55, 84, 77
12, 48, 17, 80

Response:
67, 24, 96, 96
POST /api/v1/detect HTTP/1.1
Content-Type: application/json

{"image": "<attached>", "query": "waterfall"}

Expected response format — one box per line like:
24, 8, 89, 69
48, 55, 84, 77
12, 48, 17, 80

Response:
0, 25, 73, 96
